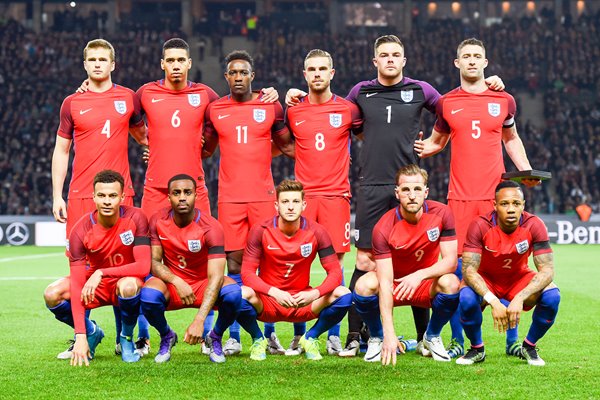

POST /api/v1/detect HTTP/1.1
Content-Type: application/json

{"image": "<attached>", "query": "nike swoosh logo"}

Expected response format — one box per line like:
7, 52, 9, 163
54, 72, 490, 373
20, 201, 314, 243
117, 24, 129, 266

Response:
218, 114, 230, 119
89, 248, 102, 253
267, 245, 280, 250
394, 244, 407, 249
158, 235, 169, 240
80, 108, 92, 115
484, 246, 497, 253
342, 241, 350, 246
451, 108, 464, 114
366, 93, 377, 98
295, 120, 305, 126
151, 98, 164, 103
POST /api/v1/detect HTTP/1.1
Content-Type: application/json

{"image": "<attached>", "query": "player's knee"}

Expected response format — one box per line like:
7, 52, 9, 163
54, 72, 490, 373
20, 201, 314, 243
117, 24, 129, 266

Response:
117, 278, 140, 298
459, 287, 480, 311
241, 286, 256, 301
354, 271, 378, 296
333, 285, 351, 299
539, 287, 560, 309
437, 273, 460, 294
43, 279, 67, 306
220, 283, 242, 308
355, 250, 375, 271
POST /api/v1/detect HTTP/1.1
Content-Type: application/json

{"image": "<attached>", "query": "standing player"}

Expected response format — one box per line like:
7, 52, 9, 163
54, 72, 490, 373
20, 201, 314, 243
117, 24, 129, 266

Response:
415, 38, 539, 357
52, 39, 149, 359
202, 50, 294, 355
44, 170, 151, 366
353, 165, 459, 364
284, 48, 362, 355
141, 174, 241, 363
236, 180, 352, 361
137, 38, 219, 218
457, 181, 560, 366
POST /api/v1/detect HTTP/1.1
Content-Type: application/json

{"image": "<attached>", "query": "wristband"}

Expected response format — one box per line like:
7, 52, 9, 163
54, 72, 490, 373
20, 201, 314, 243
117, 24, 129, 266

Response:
483, 291, 498, 304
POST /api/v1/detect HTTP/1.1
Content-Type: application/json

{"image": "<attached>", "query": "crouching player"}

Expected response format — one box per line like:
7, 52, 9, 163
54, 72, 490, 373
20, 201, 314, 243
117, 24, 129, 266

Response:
353, 165, 460, 365
237, 180, 351, 361
44, 170, 151, 366
458, 180, 560, 366
140, 174, 242, 363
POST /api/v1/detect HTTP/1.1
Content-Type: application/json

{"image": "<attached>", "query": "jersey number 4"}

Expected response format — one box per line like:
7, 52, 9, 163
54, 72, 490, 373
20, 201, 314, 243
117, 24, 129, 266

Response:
101, 120, 111, 138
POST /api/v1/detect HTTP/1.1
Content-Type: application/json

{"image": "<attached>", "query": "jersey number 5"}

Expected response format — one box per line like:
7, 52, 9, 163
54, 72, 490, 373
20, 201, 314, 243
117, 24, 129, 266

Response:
471, 120, 481, 139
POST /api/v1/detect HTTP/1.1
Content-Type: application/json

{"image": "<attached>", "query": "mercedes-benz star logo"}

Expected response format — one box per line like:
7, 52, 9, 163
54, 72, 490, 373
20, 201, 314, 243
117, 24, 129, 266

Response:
6, 222, 29, 246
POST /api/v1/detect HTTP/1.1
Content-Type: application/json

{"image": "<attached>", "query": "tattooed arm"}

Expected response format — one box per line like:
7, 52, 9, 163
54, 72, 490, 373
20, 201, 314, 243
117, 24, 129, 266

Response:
184, 257, 225, 345
506, 252, 555, 328
462, 251, 509, 333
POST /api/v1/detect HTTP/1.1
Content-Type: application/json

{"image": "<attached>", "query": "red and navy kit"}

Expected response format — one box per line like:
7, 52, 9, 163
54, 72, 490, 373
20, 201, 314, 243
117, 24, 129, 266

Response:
285, 94, 362, 197
67, 206, 151, 333
57, 84, 143, 199
241, 217, 341, 296
149, 207, 225, 283
137, 80, 219, 189
205, 94, 287, 203
372, 200, 456, 278
463, 210, 552, 292
434, 88, 517, 201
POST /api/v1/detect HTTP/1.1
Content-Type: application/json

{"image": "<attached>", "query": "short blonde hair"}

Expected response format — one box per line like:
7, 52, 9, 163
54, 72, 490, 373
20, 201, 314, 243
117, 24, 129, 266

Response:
84, 39, 115, 62
304, 49, 333, 69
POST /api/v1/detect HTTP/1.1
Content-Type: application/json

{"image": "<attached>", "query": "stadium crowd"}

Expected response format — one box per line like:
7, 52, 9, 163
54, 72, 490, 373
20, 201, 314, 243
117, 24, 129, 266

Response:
1, 9, 599, 215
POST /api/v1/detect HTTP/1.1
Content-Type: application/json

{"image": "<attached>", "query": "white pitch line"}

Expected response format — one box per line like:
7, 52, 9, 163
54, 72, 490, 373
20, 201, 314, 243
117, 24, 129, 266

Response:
0, 252, 64, 263
0, 276, 61, 281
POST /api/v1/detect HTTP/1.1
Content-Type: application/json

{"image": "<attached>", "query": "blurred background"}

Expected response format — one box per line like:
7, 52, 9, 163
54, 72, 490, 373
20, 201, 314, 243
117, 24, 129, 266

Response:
1, 0, 598, 245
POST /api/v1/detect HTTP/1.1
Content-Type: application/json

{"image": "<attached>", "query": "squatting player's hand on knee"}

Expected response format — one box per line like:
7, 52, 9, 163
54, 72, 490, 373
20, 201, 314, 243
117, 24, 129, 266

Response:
173, 277, 196, 305
489, 299, 509, 333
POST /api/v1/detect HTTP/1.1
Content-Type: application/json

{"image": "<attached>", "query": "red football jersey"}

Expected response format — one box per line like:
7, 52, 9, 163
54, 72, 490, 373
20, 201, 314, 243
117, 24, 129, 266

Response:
241, 216, 341, 296
463, 210, 552, 287
372, 200, 456, 278
205, 95, 286, 202
57, 84, 143, 198
149, 207, 225, 282
285, 95, 363, 196
137, 80, 219, 189
68, 205, 151, 333
434, 88, 517, 200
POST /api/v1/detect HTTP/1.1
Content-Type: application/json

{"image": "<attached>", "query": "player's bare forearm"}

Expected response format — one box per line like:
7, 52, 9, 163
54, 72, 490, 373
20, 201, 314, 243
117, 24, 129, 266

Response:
462, 252, 490, 297
195, 279, 221, 322
272, 130, 295, 159
417, 240, 457, 280
196, 259, 225, 321
417, 130, 449, 159
51, 137, 71, 198
129, 124, 148, 146
376, 260, 396, 337
151, 259, 178, 283
502, 126, 532, 171
515, 253, 554, 302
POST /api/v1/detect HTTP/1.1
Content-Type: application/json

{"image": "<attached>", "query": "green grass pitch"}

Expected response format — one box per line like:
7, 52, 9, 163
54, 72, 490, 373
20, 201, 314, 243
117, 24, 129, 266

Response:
0, 245, 598, 399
